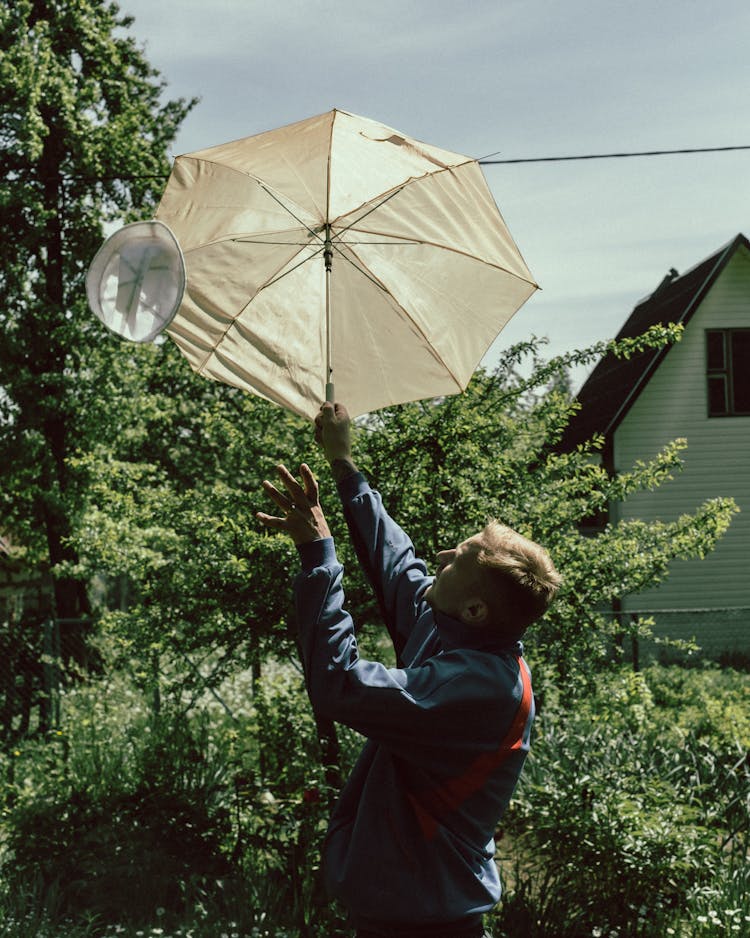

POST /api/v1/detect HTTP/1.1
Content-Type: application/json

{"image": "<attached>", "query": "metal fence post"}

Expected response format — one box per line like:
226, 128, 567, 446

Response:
41, 618, 62, 732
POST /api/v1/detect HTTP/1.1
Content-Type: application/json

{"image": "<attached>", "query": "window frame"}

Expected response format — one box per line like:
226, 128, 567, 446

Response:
705, 328, 750, 418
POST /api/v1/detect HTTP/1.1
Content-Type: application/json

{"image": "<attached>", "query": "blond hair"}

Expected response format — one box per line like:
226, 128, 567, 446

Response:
474, 520, 562, 637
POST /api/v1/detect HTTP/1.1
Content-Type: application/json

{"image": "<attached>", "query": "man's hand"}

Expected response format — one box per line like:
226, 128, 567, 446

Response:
257, 463, 331, 545
315, 402, 357, 481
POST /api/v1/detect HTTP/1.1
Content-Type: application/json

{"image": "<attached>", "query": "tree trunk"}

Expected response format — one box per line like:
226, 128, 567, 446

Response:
38, 117, 91, 634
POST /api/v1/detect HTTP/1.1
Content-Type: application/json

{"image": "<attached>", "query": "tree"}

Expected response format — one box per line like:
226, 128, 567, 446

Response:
67, 340, 334, 778
70, 340, 313, 688
0, 0, 195, 622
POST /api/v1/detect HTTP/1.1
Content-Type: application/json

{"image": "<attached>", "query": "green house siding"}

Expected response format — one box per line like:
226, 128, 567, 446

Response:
614, 248, 750, 656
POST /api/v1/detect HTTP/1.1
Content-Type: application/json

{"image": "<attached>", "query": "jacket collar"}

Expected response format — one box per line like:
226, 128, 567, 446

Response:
433, 608, 523, 657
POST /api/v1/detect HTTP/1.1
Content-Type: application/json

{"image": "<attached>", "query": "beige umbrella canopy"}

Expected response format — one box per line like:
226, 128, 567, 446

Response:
155, 109, 537, 420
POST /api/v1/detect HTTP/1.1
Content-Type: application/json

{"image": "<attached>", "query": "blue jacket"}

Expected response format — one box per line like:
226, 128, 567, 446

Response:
293, 472, 534, 930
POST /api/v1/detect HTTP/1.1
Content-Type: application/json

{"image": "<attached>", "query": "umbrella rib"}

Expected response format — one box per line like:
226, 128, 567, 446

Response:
339, 225, 538, 287
328, 242, 392, 294
334, 240, 422, 246
263, 245, 325, 289
232, 239, 318, 245
257, 181, 325, 246
177, 157, 324, 242
331, 185, 407, 240
327, 158, 476, 240
332, 245, 465, 392
193, 244, 323, 374
327, 159, 537, 277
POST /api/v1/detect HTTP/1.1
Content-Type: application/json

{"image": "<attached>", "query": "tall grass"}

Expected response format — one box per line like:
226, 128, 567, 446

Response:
1, 660, 747, 938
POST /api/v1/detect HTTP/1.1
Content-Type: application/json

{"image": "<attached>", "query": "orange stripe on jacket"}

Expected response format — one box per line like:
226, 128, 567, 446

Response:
407, 658, 532, 841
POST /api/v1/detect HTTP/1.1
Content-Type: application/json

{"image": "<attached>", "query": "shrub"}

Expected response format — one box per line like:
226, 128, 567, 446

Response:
240, 661, 361, 937
1, 695, 237, 930
3, 782, 232, 925
493, 665, 749, 938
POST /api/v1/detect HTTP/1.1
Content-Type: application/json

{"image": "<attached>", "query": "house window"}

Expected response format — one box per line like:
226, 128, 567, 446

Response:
706, 329, 750, 417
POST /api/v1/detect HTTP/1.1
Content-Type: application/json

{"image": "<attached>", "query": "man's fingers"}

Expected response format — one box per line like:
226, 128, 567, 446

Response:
319, 401, 348, 419
261, 479, 293, 511
274, 464, 308, 503
256, 511, 286, 530
258, 460, 330, 544
262, 476, 304, 512
299, 462, 318, 500
265, 465, 319, 512
319, 401, 337, 424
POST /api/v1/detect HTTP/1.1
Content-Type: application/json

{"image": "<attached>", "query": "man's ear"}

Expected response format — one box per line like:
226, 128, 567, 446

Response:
460, 597, 489, 627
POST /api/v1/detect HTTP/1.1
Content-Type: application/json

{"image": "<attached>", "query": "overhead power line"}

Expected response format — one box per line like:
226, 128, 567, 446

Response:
478, 144, 750, 165
7, 144, 749, 185
88, 143, 750, 176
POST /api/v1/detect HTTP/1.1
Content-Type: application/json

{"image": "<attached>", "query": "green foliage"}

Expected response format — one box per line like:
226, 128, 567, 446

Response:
61, 328, 739, 709
3, 662, 746, 937
646, 663, 750, 749
0, 652, 359, 936
33, 325, 737, 936
0, 0, 195, 618
1, 678, 237, 929
493, 665, 750, 938
236, 662, 362, 935
253, 663, 326, 795
67, 342, 314, 688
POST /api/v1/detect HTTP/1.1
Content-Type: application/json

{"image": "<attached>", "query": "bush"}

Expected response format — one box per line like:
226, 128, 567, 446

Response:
4, 785, 232, 924
493, 665, 750, 938
1, 706, 236, 930
3, 654, 746, 938
240, 661, 361, 937
0, 659, 248, 933
0, 651, 366, 936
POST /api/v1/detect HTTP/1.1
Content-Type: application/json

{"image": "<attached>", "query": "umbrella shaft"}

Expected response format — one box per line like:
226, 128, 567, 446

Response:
325, 225, 333, 399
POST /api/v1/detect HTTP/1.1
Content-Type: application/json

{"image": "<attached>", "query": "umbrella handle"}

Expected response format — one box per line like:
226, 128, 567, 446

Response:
326, 381, 335, 404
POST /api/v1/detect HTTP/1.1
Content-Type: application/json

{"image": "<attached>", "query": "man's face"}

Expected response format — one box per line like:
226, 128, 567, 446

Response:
425, 534, 484, 619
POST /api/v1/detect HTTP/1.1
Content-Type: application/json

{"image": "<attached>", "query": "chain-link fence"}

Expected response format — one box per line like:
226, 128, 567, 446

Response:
0, 617, 95, 743
2, 606, 748, 744
614, 606, 750, 668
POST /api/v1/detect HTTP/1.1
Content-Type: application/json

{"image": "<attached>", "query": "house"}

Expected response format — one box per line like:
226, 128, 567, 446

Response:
560, 233, 750, 660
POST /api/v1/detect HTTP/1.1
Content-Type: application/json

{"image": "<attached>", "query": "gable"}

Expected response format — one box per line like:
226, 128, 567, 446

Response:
559, 233, 750, 450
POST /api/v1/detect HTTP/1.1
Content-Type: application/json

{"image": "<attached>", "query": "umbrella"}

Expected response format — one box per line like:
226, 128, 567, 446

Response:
155, 109, 537, 420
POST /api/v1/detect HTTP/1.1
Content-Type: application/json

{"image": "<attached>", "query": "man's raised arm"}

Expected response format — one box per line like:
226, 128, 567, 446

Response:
315, 402, 430, 661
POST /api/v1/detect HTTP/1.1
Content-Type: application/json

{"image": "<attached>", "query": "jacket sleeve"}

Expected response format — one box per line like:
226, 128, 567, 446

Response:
336, 471, 431, 663
294, 538, 517, 766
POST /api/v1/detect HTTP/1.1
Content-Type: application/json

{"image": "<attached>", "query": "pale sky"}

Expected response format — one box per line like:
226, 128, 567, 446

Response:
120, 0, 750, 389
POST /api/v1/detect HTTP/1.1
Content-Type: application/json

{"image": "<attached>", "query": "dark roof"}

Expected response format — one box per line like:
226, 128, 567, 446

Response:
559, 233, 750, 451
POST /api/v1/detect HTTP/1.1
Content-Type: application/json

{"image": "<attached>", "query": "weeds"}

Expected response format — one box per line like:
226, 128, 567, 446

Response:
1, 662, 747, 938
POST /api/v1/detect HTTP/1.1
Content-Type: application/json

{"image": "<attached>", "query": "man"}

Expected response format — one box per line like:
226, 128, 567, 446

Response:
257, 402, 561, 938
